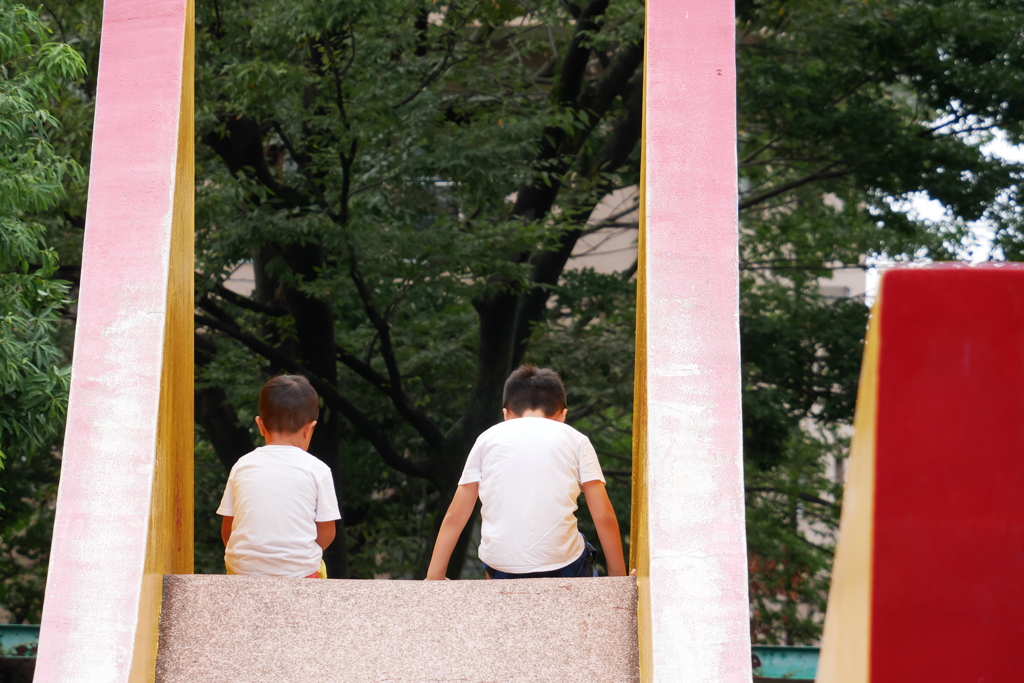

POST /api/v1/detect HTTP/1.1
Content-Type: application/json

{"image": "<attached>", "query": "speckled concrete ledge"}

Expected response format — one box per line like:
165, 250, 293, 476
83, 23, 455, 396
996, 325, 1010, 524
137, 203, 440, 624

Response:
157, 575, 638, 682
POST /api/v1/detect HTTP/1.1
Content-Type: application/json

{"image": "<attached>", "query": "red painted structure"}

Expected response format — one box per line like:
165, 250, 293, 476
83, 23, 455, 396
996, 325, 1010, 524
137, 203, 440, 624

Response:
819, 264, 1024, 683
872, 265, 1024, 681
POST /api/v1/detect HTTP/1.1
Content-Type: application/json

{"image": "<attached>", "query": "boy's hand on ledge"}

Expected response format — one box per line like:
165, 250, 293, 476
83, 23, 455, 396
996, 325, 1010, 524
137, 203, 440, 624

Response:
581, 480, 627, 577
425, 482, 479, 582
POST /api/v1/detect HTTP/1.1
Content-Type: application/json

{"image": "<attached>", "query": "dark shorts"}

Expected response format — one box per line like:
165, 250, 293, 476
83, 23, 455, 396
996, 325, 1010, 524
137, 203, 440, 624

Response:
483, 539, 598, 579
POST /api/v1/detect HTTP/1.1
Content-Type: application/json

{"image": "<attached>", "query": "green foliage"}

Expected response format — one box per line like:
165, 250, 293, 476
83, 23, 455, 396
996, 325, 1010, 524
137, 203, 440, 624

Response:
737, 0, 1024, 642
0, 1, 83, 464
190, 0, 644, 581
746, 430, 843, 644
193, 439, 228, 575
0, 448, 58, 622
741, 281, 868, 470
738, 0, 1024, 262
0, 1, 85, 622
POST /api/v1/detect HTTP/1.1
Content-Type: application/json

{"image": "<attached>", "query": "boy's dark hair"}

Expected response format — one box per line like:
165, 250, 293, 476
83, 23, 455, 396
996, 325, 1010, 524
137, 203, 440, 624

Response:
502, 365, 567, 417
259, 375, 319, 433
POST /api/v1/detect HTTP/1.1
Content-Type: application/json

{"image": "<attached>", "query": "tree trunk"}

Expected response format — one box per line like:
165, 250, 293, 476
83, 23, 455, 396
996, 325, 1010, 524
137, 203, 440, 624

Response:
280, 241, 350, 578
195, 334, 257, 472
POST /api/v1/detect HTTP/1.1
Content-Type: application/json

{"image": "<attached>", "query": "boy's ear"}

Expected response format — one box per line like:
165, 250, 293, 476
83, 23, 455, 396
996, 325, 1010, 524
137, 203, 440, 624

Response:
502, 408, 511, 421
555, 408, 568, 423
254, 416, 269, 439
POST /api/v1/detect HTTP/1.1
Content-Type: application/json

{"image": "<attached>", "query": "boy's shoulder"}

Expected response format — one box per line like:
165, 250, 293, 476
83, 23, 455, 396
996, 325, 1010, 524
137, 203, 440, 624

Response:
480, 417, 587, 442
232, 445, 330, 475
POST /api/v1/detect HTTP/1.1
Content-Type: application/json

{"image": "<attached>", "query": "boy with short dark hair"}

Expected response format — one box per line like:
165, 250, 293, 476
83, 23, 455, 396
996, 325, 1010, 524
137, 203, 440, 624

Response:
218, 375, 341, 578
426, 365, 626, 579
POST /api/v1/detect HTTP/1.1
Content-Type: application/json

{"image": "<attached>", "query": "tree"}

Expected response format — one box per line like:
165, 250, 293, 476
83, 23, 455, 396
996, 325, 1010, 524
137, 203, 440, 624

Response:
736, 0, 1024, 642
191, 0, 644, 579
0, 0, 85, 622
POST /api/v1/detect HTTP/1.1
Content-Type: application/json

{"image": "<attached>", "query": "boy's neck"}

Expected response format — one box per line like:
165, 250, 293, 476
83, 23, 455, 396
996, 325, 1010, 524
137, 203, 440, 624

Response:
503, 407, 568, 422
264, 434, 307, 449
255, 417, 316, 450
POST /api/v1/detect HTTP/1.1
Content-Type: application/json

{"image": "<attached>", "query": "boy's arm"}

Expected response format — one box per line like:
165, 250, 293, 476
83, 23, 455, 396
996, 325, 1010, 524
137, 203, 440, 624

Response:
582, 481, 627, 577
425, 482, 479, 580
315, 520, 336, 550
221, 516, 233, 546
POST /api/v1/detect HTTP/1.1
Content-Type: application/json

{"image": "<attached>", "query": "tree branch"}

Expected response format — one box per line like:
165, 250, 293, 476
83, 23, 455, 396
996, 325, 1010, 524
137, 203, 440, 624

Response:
198, 295, 238, 329
566, 403, 598, 423
210, 282, 286, 316
552, 0, 609, 105
740, 259, 866, 272
576, 40, 643, 119
203, 116, 311, 209
746, 486, 839, 509
739, 162, 851, 210
336, 345, 391, 394
345, 258, 446, 451
271, 120, 342, 223
195, 311, 428, 479
740, 135, 782, 166
511, 78, 643, 367
579, 200, 638, 235
394, 14, 471, 109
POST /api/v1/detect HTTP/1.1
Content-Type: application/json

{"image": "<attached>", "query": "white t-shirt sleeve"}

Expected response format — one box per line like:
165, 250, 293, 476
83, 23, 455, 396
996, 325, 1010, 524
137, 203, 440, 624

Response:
577, 436, 606, 484
216, 472, 236, 516
315, 471, 342, 522
458, 437, 485, 485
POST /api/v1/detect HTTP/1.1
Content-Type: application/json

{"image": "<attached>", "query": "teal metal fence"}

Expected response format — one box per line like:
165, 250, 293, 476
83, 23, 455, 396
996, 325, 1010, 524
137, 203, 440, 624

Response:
2, 625, 819, 680
752, 645, 819, 680
0, 625, 38, 659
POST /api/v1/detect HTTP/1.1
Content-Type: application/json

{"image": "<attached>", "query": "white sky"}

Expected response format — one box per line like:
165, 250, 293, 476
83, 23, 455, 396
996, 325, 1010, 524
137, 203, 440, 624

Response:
864, 132, 1024, 302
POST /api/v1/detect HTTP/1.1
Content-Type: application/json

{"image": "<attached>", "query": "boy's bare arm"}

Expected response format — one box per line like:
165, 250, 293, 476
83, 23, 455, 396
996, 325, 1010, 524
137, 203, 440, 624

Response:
425, 482, 479, 580
582, 481, 627, 577
316, 520, 336, 550
221, 516, 233, 546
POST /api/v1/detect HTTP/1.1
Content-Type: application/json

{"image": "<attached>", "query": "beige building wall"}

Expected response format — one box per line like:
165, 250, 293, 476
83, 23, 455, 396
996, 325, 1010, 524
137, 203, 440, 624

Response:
568, 187, 640, 274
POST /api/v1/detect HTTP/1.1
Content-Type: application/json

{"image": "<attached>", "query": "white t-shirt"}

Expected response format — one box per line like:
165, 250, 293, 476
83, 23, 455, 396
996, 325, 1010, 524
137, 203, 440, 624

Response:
459, 417, 605, 573
217, 445, 341, 577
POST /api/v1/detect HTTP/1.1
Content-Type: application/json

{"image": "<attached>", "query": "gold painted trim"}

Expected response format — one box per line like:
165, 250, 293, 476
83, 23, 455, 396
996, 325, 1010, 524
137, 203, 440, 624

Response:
816, 288, 883, 683
630, 3, 651, 679
129, 2, 195, 680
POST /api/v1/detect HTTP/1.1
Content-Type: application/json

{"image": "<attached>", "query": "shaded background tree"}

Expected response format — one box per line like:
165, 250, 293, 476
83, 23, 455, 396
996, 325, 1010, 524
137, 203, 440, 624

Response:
736, 0, 1024, 642
190, 0, 644, 580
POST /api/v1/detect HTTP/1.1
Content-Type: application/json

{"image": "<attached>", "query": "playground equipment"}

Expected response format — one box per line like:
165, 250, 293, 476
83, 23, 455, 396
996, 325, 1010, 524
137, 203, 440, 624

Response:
818, 265, 1024, 683
632, 1, 751, 680
34, 0, 750, 681
37, 2, 1024, 682
11, 625, 822, 682
34, 0, 194, 680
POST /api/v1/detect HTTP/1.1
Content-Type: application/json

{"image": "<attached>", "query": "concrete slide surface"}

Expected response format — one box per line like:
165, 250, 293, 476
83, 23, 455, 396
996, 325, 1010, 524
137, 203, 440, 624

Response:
157, 575, 639, 682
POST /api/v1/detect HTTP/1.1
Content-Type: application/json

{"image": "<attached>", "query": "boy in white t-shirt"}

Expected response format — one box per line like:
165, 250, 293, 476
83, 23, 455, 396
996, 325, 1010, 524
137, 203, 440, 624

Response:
426, 365, 626, 580
218, 375, 341, 578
